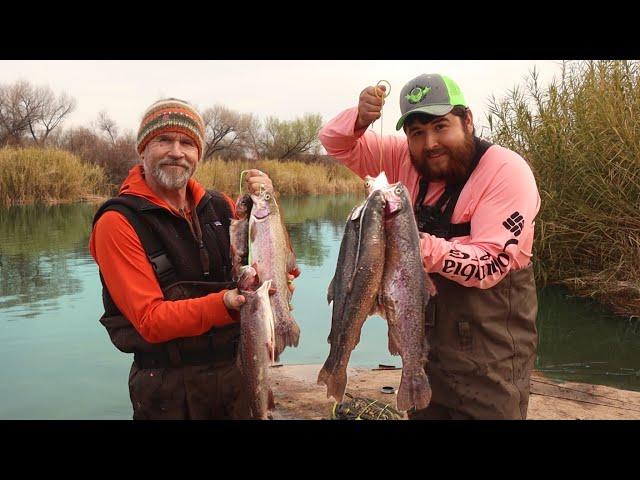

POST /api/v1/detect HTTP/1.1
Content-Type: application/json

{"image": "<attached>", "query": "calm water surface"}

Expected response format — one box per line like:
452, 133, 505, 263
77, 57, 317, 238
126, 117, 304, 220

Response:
1, 196, 638, 419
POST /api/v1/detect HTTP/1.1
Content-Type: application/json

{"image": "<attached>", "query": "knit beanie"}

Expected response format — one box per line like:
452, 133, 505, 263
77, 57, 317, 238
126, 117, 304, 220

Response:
136, 98, 205, 159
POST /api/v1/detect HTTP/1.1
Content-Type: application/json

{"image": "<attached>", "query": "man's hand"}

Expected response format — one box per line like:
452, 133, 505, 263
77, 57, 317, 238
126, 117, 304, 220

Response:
356, 84, 386, 131
225, 274, 294, 312
223, 289, 246, 311
245, 169, 274, 196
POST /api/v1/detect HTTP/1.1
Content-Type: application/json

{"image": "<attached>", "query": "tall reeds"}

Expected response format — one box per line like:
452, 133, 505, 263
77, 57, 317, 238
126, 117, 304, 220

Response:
488, 60, 640, 316
0, 147, 108, 207
193, 158, 363, 198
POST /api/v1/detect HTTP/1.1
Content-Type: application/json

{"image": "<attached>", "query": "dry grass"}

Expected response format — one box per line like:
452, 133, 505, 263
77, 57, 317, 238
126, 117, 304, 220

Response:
0, 147, 109, 207
488, 60, 640, 316
193, 158, 363, 197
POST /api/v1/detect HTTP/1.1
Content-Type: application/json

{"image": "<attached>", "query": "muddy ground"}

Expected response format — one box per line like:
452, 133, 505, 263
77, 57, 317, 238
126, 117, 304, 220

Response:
268, 364, 640, 420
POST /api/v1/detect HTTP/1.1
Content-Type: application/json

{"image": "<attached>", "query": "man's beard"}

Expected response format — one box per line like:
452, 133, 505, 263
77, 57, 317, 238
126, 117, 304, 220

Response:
150, 159, 195, 190
410, 130, 476, 184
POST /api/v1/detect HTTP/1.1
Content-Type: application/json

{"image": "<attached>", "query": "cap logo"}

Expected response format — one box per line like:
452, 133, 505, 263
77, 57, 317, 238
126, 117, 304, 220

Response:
406, 86, 431, 104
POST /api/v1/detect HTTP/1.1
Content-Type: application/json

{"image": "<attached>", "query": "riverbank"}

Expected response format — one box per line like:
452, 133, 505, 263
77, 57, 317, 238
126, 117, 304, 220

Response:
269, 364, 640, 420
2, 154, 363, 206
0, 147, 109, 208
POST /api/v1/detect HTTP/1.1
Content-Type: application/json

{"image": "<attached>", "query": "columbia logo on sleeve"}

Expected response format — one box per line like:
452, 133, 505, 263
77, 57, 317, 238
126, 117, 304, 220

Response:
502, 212, 524, 237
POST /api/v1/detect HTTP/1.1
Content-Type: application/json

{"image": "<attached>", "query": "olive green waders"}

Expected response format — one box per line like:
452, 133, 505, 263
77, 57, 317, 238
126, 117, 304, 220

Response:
409, 265, 538, 420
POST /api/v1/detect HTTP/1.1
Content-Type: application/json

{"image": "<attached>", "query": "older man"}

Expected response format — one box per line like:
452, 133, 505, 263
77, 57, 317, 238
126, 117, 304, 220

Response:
90, 98, 281, 419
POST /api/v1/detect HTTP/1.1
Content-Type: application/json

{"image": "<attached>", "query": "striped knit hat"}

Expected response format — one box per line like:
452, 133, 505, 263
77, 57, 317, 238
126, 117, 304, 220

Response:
136, 98, 205, 159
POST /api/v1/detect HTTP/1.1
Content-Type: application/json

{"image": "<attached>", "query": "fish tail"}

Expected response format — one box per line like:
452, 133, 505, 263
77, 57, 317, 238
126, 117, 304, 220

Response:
317, 365, 348, 403
396, 369, 432, 412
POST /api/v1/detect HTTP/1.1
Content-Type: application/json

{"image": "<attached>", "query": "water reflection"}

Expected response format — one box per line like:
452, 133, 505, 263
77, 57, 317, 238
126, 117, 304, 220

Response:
536, 286, 640, 390
0, 203, 97, 316
280, 194, 362, 267
0, 195, 638, 420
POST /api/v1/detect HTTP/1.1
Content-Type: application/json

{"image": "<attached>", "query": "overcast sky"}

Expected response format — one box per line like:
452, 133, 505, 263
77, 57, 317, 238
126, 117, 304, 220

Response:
0, 60, 564, 138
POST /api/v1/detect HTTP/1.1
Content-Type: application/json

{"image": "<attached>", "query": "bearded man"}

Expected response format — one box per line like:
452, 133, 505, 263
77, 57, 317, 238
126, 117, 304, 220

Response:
319, 74, 540, 420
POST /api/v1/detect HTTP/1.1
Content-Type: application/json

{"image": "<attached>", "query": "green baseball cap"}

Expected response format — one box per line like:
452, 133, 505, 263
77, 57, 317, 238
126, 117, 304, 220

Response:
396, 73, 467, 130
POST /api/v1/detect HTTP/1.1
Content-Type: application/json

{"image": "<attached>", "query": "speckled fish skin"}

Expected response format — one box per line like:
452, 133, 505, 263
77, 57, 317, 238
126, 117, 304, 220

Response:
249, 190, 300, 360
317, 190, 386, 403
230, 194, 253, 281
379, 182, 432, 412
238, 266, 275, 420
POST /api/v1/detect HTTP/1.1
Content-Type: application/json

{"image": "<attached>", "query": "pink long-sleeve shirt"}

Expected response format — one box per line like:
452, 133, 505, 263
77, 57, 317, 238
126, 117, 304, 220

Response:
319, 107, 541, 289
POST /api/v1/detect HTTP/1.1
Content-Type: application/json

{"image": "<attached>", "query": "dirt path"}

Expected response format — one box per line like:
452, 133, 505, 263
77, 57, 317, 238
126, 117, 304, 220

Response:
268, 364, 640, 420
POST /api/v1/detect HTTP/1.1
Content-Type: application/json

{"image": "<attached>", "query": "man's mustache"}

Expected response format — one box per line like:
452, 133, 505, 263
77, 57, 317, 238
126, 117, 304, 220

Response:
424, 148, 447, 159
159, 160, 190, 169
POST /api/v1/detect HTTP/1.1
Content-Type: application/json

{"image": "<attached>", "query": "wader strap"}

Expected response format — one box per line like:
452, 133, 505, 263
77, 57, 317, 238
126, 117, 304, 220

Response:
96, 202, 179, 289
414, 137, 492, 239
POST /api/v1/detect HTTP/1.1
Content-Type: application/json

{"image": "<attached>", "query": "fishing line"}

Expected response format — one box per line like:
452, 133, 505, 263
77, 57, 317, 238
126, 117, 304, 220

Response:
374, 80, 391, 173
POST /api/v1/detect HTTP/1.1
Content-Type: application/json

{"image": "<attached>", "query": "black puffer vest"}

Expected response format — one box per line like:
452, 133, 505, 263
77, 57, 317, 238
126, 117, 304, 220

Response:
92, 190, 240, 366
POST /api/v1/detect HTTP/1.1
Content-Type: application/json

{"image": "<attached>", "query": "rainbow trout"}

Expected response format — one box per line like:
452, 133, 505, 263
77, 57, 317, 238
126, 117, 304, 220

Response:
378, 182, 432, 411
249, 189, 300, 359
230, 194, 253, 281
238, 266, 275, 420
318, 189, 386, 403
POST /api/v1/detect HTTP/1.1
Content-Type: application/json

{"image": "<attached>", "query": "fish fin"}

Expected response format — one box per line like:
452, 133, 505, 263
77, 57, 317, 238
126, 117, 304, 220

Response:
422, 338, 430, 363
396, 369, 432, 412
387, 324, 402, 356
267, 341, 275, 363
286, 252, 300, 279
236, 352, 243, 373
381, 298, 401, 356
368, 293, 385, 319
268, 388, 275, 410
327, 277, 335, 305
424, 272, 438, 297
274, 318, 300, 358
286, 319, 301, 347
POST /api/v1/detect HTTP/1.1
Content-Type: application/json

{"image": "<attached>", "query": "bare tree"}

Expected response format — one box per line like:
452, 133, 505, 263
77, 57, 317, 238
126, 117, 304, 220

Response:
0, 81, 45, 146
0, 80, 75, 147
96, 110, 119, 146
245, 115, 265, 160
27, 88, 76, 147
201, 105, 254, 160
58, 124, 137, 187
260, 113, 323, 160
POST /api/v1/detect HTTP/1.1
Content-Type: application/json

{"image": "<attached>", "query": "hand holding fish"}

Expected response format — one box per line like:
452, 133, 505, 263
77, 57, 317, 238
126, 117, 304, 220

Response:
245, 169, 273, 196
223, 274, 296, 312
223, 289, 246, 311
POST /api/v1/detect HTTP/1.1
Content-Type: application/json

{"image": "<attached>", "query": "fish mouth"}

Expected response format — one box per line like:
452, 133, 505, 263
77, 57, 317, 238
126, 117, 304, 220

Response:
385, 201, 403, 216
252, 211, 270, 220
238, 265, 260, 291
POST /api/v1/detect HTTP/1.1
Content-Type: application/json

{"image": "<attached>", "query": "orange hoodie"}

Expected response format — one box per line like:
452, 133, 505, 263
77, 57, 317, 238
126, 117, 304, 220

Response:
89, 165, 239, 343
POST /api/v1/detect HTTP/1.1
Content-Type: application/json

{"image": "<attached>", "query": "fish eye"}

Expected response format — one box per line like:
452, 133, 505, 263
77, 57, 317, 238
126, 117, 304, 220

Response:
394, 186, 402, 195
265, 193, 271, 200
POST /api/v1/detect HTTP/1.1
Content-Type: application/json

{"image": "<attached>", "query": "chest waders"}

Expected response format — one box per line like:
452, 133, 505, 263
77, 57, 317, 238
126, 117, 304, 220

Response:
410, 138, 538, 420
